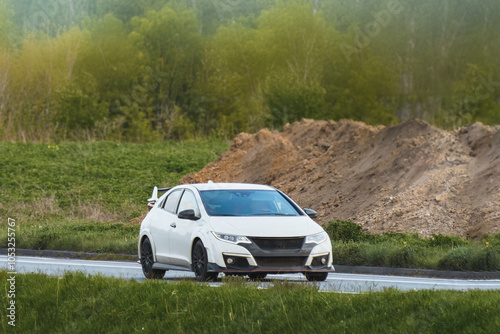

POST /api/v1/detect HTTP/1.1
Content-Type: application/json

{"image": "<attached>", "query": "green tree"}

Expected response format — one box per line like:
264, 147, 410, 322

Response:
258, 1, 330, 126
76, 14, 140, 99
124, 4, 202, 138
199, 23, 269, 135
49, 14, 143, 135
4, 26, 88, 140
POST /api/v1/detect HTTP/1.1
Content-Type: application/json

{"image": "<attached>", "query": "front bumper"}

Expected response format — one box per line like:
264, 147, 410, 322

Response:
207, 235, 334, 274
208, 262, 335, 274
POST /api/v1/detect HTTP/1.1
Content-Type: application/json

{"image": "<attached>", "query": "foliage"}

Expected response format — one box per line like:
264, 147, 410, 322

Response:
334, 242, 369, 266
438, 247, 499, 272
325, 220, 365, 242
54, 84, 108, 131
327, 221, 499, 271
387, 245, 417, 268
2, 0, 500, 141
429, 234, 469, 248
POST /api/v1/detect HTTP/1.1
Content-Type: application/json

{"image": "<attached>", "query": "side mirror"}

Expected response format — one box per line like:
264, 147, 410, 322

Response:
303, 208, 317, 219
178, 209, 200, 221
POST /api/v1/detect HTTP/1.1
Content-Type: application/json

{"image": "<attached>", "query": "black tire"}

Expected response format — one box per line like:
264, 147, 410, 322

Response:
140, 238, 166, 279
248, 273, 267, 280
305, 272, 328, 282
192, 240, 218, 282
224, 273, 246, 277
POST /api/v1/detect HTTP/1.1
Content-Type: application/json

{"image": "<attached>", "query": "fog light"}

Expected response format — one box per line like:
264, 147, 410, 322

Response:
226, 257, 235, 265
321, 257, 327, 265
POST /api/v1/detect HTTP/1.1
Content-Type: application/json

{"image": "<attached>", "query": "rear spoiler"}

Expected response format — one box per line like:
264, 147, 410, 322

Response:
147, 186, 171, 210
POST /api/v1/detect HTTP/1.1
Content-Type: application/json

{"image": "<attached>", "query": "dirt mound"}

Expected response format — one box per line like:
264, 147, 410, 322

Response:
181, 119, 500, 238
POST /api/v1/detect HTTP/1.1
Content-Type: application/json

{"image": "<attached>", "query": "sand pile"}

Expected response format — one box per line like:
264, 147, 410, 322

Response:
181, 119, 500, 237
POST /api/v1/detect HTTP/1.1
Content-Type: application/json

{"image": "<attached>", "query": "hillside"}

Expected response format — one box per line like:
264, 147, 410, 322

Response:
182, 119, 500, 238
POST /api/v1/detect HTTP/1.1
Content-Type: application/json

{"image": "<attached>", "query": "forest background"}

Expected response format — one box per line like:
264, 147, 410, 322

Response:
0, 0, 499, 142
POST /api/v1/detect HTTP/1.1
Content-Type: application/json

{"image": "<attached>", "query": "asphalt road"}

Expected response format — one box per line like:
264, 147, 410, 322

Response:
2, 255, 500, 292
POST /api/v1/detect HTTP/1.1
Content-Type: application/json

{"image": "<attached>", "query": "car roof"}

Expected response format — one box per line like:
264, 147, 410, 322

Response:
189, 182, 275, 191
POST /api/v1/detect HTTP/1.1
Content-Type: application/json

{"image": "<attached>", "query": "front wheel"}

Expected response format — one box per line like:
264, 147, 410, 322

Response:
305, 272, 328, 282
140, 238, 166, 279
192, 240, 218, 282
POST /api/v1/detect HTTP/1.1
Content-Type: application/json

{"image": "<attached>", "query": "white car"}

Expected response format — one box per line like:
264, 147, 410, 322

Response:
138, 182, 334, 281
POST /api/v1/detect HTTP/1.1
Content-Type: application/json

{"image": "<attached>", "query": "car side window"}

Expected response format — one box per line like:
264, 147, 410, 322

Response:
163, 189, 183, 214
159, 195, 168, 209
177, 190, 200, 217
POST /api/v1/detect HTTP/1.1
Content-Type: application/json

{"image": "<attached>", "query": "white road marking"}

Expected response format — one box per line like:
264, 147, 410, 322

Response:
13, 257, 140, 269
324, 274, 500, 287
2, 256, 499, 291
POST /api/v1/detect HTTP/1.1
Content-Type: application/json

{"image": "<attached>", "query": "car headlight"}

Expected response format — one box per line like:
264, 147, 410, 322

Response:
212, 232, 252, 245
305, 232, 328, 244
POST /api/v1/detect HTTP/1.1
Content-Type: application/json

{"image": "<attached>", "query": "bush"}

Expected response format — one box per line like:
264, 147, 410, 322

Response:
438, 246, 499, 271
266, 79, 326, 128
429, 234, 469, 247
438, 247, 473, 271
326, 221, 500, 270
388, 246, 417, 268
483, 233, 500, 248
332, 242, 366, 266
469, 247, 499, 271
326, 220, 365, 242
364, 244, 389, 267
55, 84, 108, 130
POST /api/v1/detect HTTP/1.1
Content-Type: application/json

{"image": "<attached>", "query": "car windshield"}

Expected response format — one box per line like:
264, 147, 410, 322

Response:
199, 190, 302, 217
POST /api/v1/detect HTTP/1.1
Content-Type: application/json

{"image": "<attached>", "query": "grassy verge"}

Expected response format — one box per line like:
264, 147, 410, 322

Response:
0, 140, 228, 252
327, 221, 500, 271
1, 141, 498, 272
1, 271, 499, 333
11, 221, 139, 254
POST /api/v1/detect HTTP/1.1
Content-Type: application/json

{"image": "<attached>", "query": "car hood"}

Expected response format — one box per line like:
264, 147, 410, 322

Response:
207, 216, 324, 237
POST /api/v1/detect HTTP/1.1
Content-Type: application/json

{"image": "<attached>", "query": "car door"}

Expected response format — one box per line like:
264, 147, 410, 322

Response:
169, 189, 201, 266
150, 189, 183, 263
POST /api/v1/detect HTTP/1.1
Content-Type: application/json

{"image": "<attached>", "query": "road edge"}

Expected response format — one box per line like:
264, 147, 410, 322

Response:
1, 248, 499, 279
0, 248, 137, 262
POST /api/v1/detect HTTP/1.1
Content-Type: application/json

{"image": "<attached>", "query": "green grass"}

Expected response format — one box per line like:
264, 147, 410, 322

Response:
1, 142, 499, 272
327, 221, 500, 271
1, 271, 499, 333
13, 221, 139, 254
0, 140, 228, 252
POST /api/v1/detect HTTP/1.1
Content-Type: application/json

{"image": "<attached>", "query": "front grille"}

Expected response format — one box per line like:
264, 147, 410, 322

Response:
255, 257, 306, 267
249, 237, 304, 250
